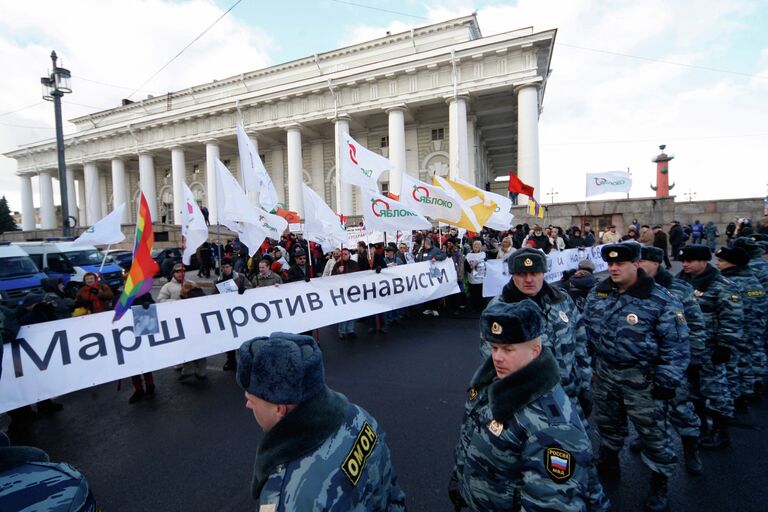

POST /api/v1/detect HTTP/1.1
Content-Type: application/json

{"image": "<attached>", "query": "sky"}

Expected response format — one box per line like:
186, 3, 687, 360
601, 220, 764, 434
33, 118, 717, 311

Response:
1, 0, 767, 214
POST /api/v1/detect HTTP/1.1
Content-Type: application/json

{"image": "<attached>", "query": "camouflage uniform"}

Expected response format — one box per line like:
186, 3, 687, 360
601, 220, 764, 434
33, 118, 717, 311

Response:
453, 348, 609, 512
482, 282, 592, 414
719, 265, 767, 397
255, 388, 406, 512
653, 268, 706, 437
678, 265, 743, 418
583, 269, 689, 477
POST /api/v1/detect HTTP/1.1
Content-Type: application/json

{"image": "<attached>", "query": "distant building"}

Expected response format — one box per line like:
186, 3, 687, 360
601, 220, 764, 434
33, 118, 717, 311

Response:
4, 15, 556, 232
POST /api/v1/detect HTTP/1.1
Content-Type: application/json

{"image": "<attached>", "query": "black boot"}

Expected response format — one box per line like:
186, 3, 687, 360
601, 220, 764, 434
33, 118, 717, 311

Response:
595, 447, 621, 479
734, 395, 749, 414
644, 471, 669, 512
681, 436, 704, 475
699, 413, 731, 450
629, 437, 643, 453
693, 401, 709, 436
754, 381, 765, 397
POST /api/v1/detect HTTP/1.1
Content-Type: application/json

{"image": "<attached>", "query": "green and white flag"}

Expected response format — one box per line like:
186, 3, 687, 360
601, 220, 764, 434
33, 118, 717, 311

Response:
361, 189, 431, 233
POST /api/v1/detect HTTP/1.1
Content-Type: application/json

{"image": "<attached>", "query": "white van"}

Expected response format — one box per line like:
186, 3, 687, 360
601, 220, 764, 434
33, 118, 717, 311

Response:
16, 241, 125, 295
0, 242, 48, 306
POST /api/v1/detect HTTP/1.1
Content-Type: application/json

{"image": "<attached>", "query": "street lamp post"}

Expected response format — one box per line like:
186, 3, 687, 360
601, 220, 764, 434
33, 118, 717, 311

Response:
41, 50, 73, 237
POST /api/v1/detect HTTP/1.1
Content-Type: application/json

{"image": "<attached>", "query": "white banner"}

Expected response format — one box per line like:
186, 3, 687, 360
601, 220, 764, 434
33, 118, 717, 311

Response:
1, 260, 458, 413
586, 171, 632, 197
482, 245, 609, 297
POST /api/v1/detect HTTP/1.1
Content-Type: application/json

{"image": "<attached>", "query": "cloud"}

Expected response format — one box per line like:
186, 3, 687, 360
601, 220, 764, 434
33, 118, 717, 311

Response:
0, 0, 274, 211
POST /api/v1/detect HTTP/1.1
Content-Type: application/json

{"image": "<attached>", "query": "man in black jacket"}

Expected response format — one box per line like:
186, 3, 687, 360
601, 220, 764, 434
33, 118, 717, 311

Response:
669, 221, 686, 261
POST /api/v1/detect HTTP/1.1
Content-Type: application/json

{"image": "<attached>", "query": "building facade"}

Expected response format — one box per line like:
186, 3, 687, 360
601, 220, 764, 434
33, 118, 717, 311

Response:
5, 16, 555, 232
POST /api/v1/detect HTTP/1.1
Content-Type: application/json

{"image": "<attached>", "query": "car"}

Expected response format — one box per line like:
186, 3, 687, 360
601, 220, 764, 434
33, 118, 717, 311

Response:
106, 249, 133, 270
0, 242, 48, 307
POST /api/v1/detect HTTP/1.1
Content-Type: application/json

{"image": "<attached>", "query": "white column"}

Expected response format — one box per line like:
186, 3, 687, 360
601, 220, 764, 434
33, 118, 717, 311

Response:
333, 115, 353, 215
111, 158, 129, 223
466, 116, 477, 186
20, 174, 35, 231
204, 141, 220, 225
310, 140, 324, 196
65, 168, 77, 225
170, 146, 186, 225
76, 174, 86, 227
386, 106, 406, 198
138, 152, 158, 220
38, 171, 56, 229
447, 95, 469, 181
516, 84, 541, 199
99, 173, 109, 218
83, 162, 100, 226
271, 146, 285, 205
286, 125, 304, 215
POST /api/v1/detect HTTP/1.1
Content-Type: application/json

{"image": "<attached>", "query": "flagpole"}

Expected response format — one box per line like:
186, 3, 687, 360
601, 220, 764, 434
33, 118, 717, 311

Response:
98, 244, 111, 278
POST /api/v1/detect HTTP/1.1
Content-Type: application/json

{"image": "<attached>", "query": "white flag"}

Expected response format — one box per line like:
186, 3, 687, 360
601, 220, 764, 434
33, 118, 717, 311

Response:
339, 133, 391, 190
455, 178, 514, 231
361, 189, 432, 233
586, 171, 632, 197
214, 159, 268, 257
180, 183, 209, 265
236, 123, 279, 212
254, 207, 289, 241
302, 184, 347, 250
72, 203, 126, 246
400, 174, 462, 223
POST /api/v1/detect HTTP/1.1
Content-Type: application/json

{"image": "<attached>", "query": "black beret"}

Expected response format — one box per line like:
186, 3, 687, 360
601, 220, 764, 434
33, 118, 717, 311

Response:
679, 244, 712, 262
481, 299, 544, 345
640, 246, 665, 263
715, 246, 749, 267
601, 242, 641, 263
221, 258, 233, 266
652, 225, 662, 229
509, 248, 547, 274
294, 250, 307, 258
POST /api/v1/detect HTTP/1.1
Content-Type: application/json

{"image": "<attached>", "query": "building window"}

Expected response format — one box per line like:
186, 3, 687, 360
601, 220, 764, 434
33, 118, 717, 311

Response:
259, 153, 266, 164
380, 136, 389, 148
381, 183, 389, 195
431, 128, 445, 141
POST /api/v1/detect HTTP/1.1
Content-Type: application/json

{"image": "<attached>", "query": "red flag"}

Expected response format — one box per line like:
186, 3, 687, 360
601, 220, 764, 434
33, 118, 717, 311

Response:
274, 207, 302, 224
508, 172, 534, 197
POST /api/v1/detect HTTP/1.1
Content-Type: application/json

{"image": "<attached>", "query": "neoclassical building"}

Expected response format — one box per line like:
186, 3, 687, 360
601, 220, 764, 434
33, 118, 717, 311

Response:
6, 15, 555, 231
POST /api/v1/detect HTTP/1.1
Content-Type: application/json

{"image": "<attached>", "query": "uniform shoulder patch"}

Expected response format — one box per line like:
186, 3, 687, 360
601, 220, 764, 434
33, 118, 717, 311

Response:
596, 292, 609, 298
729, 293, 741, 303
747, 290, 765, 298
545, 447, 573, 483
341, 421, 378, 486
675, 310, 686, 323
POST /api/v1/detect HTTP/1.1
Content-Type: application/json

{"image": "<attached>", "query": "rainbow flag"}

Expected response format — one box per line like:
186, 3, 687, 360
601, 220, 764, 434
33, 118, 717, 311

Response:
113, 193, 160, 322
528, 198, 546, 219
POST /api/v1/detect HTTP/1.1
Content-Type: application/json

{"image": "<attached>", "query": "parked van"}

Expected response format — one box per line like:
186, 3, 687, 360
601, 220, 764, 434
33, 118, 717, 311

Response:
16, 242, 125, 296
0, 242, 48, 307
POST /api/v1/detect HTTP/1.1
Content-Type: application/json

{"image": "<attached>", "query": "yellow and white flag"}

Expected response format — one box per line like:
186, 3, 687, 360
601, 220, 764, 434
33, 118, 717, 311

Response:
432, 176, 497, 232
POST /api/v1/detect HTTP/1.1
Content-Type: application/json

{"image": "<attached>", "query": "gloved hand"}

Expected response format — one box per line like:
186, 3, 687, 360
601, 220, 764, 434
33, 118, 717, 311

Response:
651, 385, 676, 401
711, 345, 731, 365
448, 471, 466, 511
89, 287, 98, 295
578, 389, 593, 418
237, 286, 246, 295
686, 364, 701, 387
375, 266, 382, 274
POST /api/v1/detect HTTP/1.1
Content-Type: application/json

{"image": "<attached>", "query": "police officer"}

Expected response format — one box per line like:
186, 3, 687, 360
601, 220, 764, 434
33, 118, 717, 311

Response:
733, 236, 768, 291
236, 333, 406, 511
714, 246, 767, 410
584, 243, 689, 512
483, 248, 593, 421
636, 246, 705, 475
451, 300, 609, 512
678, 244, 743, 450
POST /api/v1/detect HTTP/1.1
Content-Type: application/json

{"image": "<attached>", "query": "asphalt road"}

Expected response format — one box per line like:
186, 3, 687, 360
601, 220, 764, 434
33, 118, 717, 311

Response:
9, 265, 768, 511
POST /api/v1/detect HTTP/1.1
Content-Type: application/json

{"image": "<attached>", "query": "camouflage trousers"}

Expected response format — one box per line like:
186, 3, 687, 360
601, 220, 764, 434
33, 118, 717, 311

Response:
730, 340, 756, 398
690, 358, 734, 418
668, 379, 700, 438
593, 359, 677, 477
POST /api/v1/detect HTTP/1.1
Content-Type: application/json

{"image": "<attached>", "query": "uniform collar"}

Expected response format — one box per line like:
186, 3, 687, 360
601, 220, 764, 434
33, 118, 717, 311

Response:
501, 280, 564, 307
252, 387, 348, 500
595, 268, 655, 298
678, 264, 718, 291
471, 348, 560, 423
